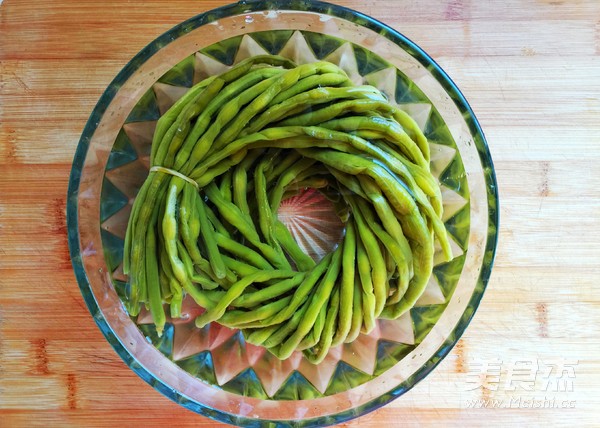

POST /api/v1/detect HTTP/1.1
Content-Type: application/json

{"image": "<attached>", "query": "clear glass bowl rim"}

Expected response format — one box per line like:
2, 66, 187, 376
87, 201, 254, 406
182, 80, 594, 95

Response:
66, 1, 499, 426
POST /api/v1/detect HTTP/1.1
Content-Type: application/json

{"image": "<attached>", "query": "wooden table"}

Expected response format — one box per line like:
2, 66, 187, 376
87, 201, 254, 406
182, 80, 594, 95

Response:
1, 0, 599, 426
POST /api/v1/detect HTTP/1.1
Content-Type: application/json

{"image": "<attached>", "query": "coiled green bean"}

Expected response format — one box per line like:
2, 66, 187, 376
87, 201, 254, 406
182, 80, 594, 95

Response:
122, 56, 453, 364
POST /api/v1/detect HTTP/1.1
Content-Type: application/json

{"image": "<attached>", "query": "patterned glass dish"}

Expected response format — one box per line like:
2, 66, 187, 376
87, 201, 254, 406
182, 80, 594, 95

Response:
67, 1, 498, 426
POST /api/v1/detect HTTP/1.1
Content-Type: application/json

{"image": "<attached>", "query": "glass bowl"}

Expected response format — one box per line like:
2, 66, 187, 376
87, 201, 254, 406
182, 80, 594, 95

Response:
67, 1, 498, 426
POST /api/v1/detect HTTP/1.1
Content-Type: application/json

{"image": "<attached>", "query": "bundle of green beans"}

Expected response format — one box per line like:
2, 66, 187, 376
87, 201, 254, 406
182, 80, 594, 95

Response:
122, 55, 452, 364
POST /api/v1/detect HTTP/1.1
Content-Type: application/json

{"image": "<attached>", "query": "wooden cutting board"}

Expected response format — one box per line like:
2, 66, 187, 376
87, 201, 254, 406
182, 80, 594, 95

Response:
1, 0, 599, 426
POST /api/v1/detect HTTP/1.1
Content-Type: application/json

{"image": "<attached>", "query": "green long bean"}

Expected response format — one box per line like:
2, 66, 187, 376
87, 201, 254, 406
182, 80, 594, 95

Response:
122, 55, 453, 362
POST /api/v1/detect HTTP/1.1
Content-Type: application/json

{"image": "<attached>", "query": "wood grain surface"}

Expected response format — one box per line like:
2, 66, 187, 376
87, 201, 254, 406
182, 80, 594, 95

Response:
1, 0, 599, 426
